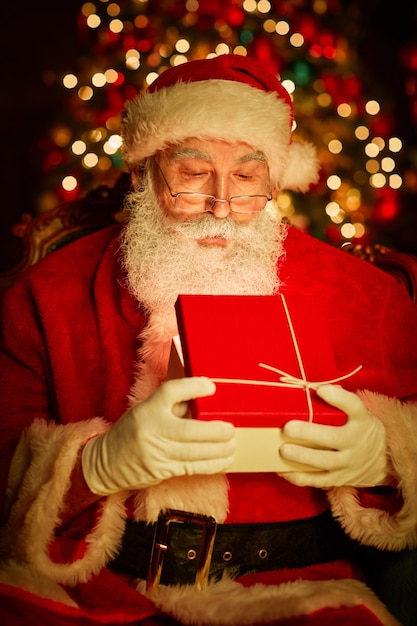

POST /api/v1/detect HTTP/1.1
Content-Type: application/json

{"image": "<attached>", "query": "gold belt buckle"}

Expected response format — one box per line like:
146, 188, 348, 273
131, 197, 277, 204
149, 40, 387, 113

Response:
147, 508, 217, 592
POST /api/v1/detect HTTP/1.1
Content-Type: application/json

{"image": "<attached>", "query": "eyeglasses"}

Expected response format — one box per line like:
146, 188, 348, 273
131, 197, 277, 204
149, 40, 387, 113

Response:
155, 162, 272, 215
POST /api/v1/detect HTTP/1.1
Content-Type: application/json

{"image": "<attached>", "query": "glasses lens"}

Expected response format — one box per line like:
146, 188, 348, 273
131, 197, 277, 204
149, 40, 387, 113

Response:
175, 193, 212, 213
230, 195, 269, 214
174, 193, 270, 214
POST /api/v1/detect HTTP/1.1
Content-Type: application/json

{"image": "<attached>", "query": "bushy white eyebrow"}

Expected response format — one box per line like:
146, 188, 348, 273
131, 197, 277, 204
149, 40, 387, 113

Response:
170, 148, 211, 162
238, 152, 267, 164
170, 148, 267, 165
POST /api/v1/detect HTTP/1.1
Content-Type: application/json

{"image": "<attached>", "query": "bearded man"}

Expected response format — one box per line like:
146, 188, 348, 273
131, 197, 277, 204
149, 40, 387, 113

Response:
1, 54, 417, 626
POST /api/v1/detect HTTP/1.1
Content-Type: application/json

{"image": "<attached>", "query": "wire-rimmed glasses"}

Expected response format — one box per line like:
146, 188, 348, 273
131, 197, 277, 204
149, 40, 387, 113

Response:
155, 161, 272, 215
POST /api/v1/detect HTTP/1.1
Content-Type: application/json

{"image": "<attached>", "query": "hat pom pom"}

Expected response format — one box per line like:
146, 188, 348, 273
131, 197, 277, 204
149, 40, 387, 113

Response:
280, 141, 320, 193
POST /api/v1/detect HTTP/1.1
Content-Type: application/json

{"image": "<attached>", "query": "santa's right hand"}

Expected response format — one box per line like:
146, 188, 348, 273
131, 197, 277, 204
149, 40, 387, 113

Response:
81, 377, 236, 495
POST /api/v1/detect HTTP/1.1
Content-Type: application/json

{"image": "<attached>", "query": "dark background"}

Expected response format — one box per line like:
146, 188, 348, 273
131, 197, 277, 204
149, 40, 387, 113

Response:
1, 0, 416, 270
0, 1, 82, 269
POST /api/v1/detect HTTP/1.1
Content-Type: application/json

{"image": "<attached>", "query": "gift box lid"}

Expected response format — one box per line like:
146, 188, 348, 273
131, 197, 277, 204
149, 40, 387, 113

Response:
175, 294, 360, 429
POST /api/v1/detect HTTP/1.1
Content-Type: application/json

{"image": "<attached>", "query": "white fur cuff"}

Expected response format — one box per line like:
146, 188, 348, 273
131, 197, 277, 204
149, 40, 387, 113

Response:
327, 392, 417, 551
0, 418, 128, 586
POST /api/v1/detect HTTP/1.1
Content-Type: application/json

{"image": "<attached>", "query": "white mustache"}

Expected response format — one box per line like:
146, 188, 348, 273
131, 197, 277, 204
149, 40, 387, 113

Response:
170, 214, 251, 240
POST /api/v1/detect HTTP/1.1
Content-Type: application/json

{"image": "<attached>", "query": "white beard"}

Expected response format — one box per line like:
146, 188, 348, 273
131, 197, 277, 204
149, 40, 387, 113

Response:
119, 167, 287, 407
120, 168, 286, 318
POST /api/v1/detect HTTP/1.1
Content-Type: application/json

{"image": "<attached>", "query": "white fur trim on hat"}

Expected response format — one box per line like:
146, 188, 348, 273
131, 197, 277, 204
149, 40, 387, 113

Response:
122, 80, 320, 193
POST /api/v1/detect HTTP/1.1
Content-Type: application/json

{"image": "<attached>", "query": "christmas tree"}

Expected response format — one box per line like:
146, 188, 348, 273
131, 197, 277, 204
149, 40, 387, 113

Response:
34, 0, 417, 249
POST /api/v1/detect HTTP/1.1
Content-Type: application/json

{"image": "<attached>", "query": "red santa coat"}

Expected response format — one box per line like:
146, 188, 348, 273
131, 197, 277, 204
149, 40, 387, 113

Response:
1, 224, 417, 626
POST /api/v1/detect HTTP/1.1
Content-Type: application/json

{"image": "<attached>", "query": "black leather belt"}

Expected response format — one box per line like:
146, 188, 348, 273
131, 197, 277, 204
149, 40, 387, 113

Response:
110, 508, 347, 590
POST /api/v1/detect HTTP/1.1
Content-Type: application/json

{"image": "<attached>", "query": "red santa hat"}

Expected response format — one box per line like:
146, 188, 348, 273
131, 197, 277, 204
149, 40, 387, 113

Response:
122, 54, 320, 192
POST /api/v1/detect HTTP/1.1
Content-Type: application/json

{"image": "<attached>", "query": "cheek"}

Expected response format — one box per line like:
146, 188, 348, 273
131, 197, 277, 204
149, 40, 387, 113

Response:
232, 212, 258, 225
158, 189, 181, 220
162, 201, 202, 223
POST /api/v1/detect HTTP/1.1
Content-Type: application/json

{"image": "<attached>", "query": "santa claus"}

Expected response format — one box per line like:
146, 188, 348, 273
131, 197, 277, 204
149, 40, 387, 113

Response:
1, 54, 417, 626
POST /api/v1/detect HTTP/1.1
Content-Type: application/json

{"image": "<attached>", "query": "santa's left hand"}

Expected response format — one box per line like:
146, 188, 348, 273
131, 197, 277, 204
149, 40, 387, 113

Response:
279, 384, 388, 488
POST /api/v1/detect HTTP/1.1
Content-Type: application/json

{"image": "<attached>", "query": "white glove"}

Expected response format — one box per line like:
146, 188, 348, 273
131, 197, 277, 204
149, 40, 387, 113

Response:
82, 377, 235, 495
279, 384, 388, 488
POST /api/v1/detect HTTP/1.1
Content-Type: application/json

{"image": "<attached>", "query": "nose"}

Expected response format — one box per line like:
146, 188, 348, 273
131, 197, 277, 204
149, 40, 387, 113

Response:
208, 175, 232, 218
209, 198, 231, 218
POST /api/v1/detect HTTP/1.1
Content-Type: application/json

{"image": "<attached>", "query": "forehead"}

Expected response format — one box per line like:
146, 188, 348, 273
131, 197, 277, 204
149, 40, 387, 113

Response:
162, 138, 267, 164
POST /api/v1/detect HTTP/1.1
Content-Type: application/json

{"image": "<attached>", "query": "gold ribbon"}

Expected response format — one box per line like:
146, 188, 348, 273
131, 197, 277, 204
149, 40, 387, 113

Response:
211, 294, 362, 422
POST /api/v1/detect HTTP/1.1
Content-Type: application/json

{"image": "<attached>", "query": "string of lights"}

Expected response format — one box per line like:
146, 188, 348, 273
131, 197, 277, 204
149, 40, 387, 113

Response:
36, 0, 415, 247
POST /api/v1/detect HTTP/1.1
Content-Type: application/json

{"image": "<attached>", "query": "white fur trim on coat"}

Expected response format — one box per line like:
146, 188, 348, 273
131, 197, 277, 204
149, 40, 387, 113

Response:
0, 418, 127, 587
138, 577, 399, 626
327, 391, 417, 551
122, 80, 320, 192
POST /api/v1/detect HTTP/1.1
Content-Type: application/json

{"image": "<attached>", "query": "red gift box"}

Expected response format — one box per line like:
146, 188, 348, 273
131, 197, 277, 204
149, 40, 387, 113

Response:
175, 294, 361, 429
174, 294, 363, 472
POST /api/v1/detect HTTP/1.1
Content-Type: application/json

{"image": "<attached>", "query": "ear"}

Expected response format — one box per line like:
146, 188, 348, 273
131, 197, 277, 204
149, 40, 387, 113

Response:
270, 185, 280, 200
